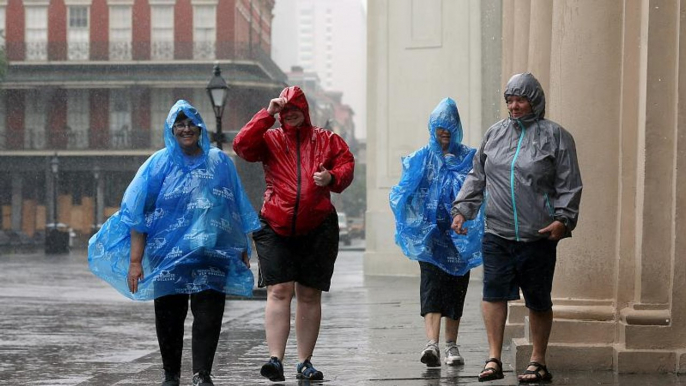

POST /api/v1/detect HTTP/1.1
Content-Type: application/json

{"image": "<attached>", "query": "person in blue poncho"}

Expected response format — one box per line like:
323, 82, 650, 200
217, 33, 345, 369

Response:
389, 98, 484, 368
88, 100, 260, 386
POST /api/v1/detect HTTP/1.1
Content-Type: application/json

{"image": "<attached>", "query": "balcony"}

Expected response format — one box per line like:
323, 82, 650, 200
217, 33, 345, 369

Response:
67, 42, 89, 61
151, 41, 173, 60
109, 41, 132, 61
25, 41, 48, 61
0, 127, 151, 151
193, 40, 215, 60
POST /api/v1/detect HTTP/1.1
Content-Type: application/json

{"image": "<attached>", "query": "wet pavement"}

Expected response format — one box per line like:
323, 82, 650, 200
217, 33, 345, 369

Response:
1, 240, 686, 385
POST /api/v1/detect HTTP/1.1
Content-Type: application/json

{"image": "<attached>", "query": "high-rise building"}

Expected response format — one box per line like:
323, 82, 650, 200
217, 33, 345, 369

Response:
271, 0, 366, 138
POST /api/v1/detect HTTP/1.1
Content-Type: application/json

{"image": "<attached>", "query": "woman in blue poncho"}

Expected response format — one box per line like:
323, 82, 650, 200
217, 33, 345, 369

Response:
389, 98, 484, 368
88, 100, 260, 386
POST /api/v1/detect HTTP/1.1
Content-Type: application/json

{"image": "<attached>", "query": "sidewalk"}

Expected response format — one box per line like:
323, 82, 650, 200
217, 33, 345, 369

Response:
1, 244, 685, 385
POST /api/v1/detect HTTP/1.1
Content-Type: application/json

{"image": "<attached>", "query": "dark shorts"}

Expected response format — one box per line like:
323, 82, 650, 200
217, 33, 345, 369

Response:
481, 233, 558, 312
419, 261, 470, 320
253, 212, 339, 291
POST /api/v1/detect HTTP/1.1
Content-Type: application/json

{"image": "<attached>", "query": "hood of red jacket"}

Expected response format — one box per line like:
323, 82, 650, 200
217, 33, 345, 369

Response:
277, 86, 312, 130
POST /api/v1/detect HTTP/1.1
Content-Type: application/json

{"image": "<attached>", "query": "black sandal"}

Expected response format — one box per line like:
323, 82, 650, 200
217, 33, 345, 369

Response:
518, 361, 553, 383
478, 357, 504, 382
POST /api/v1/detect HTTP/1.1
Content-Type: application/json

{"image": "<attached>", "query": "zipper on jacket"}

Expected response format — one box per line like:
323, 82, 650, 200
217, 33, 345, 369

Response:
510, 120, 526, 241
544, 193, 554, 217
291, 130, 302, 235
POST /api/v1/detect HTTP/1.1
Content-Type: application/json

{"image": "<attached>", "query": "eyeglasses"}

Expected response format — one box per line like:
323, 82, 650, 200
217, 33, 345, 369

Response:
173, 120, 199, 131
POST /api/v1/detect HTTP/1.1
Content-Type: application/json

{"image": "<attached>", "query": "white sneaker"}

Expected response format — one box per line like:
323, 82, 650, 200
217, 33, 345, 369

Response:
420, 341, 441, 367
444, 343, 464, 366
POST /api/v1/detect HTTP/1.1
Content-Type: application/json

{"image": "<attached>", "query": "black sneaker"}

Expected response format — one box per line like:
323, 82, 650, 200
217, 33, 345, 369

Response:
296, 359, 324, 380
192, 371, 214, 386
161, 371, 180, 386
260, 356, 285, 382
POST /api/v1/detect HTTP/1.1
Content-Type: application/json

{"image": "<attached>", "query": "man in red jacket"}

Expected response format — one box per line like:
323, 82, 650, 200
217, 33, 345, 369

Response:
233, 86, 355, 382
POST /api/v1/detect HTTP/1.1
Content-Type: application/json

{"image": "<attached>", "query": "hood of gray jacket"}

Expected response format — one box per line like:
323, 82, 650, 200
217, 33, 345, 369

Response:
504, 72, 546, 120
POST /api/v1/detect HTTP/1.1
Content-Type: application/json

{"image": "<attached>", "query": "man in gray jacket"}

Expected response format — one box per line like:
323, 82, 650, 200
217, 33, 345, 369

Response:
451, 72, 582, 383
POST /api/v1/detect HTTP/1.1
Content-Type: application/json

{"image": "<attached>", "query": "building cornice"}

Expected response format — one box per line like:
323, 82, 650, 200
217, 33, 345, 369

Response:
1, 60, 287, 89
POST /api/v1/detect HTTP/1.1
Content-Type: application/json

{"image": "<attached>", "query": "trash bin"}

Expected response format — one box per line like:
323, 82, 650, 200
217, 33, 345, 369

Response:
45, 224, 70, 254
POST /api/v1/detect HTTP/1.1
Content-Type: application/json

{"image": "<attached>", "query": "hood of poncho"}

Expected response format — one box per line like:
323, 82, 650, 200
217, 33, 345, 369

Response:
163, 99, 212, 167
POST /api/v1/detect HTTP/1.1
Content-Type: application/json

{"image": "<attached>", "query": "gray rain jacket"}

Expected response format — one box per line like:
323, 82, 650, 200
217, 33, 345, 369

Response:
451, 73, 582, 242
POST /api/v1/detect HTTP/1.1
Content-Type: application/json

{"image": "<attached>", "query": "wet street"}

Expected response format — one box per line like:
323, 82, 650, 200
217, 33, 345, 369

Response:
2, 241, 686, 385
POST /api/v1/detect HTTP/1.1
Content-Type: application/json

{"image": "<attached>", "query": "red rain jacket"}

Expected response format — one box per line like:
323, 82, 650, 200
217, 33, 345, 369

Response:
233, 86, 355, 236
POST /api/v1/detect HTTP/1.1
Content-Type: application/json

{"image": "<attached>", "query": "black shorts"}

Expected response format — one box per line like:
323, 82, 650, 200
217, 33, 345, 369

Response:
253, 212, 339, 291
481, 233, 558, 312
419, 261, 470, 320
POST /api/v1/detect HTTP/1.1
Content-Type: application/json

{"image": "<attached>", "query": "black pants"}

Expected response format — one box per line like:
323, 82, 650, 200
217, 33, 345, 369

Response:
154, 289, 226, 375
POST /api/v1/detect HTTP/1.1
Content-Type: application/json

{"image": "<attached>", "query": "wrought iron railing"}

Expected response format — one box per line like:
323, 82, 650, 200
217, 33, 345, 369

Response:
193, 40, 215, 60
25, 41, 48, 61
151, 41, 173, 60
67, 42, 89, 61
109, 41, 132, 61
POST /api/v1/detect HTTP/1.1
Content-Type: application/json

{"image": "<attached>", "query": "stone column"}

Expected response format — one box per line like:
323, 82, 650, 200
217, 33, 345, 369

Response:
615, 0, 686, 373
500, 0, 515, 115
527, 0, 552, 91
511, 0, 530, 74
511, 0, 624, 371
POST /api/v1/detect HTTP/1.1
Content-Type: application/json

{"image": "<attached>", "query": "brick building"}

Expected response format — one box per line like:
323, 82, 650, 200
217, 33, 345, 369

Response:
0, 0, 286, 248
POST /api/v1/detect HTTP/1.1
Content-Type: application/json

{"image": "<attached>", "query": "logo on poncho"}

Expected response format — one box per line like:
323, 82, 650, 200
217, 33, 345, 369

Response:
187, 197, 212, 210
212, 186, 234, 200
210, 218, 233, 232
145, 208, 165, 227
164, 182, 196, 200
151, 237, 167, 250
195, 266, 225, 277
167, 216, 190, 232
183, 233, 210, 242
154, 269, 177, 282
206, 250, 232, 259
166, 246, 183, 259
191, 169, 213, 179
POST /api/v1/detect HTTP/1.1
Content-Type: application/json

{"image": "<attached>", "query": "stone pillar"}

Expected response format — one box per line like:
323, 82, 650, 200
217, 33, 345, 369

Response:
510, 0, 624, 371
500, 0, 515, 116
511, 0, 530, 74
527, 0, 552, 92
615, 0, 686, 373
10, 174, 22, 231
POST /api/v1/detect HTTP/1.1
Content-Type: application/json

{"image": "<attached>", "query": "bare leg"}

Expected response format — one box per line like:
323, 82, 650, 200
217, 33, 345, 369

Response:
424, 312, 442, 343
294, 283, 322, 362
519, 309, 553, 381
479, 300, 507, 377
444, 317, 460, 343
265, 282, 295, 360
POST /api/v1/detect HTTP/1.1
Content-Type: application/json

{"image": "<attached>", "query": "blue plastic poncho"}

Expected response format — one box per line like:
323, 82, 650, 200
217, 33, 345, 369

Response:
88, 100, 261, 300
389, 98, 484, 276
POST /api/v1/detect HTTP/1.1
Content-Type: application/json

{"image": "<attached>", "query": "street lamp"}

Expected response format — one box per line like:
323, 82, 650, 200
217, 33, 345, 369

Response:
93, 165, 101, 234
206, 64, 229, 150
46, 153, 68, 254
50, 154, 59, 228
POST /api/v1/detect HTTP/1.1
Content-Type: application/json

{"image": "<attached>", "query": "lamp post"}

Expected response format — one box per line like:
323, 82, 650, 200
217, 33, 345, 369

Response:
46, 154, 68, 254
206, 64, 229, 150
50, 154, 59, 228
93, 165, 102, 234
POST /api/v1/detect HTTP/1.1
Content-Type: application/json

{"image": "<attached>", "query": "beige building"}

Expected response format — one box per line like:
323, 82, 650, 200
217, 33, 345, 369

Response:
366, 0, 686, 374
